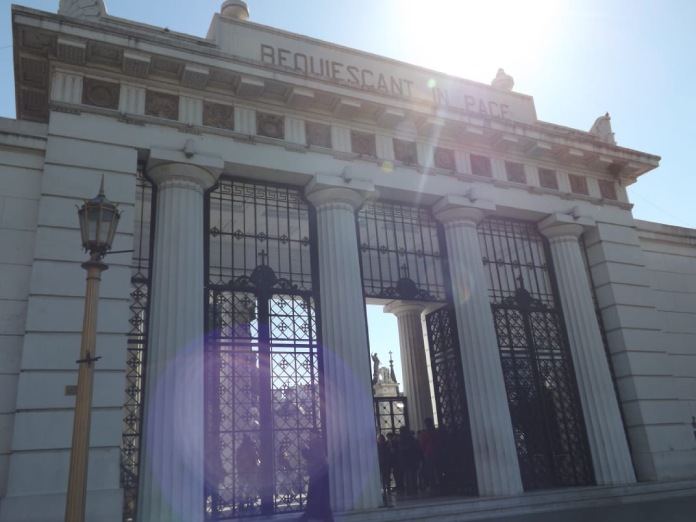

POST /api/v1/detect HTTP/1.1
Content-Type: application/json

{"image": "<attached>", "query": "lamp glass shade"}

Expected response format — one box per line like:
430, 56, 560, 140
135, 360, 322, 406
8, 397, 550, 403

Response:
78, 184, 120, 257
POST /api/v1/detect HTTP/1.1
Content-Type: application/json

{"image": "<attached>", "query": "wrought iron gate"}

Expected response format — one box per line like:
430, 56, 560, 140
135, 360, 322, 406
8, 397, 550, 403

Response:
479, 217, 593, 490
425, 306, 477, 496
374, 397, 408, 436
206, 179, 322, 519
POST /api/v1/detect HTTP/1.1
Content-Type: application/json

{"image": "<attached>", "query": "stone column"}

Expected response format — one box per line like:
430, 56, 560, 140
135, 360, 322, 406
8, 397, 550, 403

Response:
433, 196, 523, 496
539, 213, 636, 485
305, 176, 381, 512
384, 301, 433, 432
138, 154, 221, 522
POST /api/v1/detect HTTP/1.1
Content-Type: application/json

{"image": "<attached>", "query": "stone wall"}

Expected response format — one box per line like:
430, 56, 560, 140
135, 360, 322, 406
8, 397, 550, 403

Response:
0, 118, 47, 501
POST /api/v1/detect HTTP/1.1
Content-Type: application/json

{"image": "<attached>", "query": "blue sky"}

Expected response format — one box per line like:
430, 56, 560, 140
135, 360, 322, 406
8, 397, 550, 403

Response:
2, 0, 694, 384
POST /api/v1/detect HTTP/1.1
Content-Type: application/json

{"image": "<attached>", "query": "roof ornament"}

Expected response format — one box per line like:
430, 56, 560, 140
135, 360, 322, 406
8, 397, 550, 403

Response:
589, 112, 616, 145
491, 68, 514, 91
58, 0, 107, 19
221, 0, 250, 20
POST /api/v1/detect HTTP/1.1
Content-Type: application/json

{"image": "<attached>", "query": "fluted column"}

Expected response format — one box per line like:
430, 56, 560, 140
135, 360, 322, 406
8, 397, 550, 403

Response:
384, 301, 433, 431
305, 178, 381, 512
138, 160, 220, 522
540, 214, 636, 485
433, 197, 523, 496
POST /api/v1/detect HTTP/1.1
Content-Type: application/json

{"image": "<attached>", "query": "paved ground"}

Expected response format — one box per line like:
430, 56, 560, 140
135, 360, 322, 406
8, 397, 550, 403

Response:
482, 495, 696, 522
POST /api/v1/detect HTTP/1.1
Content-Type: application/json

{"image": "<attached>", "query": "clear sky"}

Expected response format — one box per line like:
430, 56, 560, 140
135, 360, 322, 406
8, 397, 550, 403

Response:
2, 0, 694, 384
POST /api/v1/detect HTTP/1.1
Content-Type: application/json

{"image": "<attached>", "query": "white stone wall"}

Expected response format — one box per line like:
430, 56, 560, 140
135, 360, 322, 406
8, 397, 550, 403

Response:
0, 110, 139, 521
0, 118, 47, 503
584, 216, 696, 481
637, 221, 696, 430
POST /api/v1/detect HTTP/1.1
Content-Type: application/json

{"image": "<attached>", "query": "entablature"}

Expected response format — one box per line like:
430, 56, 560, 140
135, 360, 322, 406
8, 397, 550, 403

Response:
12, 5, 659, 196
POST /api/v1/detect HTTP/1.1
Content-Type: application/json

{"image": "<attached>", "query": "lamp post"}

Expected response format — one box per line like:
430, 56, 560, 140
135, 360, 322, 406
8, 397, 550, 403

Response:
65, 178, 120, 522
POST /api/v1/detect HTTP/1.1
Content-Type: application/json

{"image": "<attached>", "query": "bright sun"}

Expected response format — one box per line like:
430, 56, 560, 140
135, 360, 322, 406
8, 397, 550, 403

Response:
396, 0, 564, 83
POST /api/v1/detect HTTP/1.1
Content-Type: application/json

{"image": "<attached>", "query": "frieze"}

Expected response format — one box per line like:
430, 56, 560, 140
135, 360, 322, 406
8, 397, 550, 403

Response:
305, 122, 331, 149
433, 147, 455, 171
82, 77, 120, 109
145, 90, 179, 120
256, 112, 284, 139
393, 139, 418, 165
598, 180, 617, 200
351, 130, 377, 157
538, 168, 559, 190
203, 102, 234, 130
569, 175, 589, 195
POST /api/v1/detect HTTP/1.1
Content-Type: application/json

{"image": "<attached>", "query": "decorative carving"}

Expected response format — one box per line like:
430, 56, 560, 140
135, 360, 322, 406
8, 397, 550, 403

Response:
598, 179, 618, 200
491, 68, 514, 91
21, 29, 55, 53
434, 147, 455, 170
151, 57, 182, 77
393, 138, 418, 165
21, 89, 48, 121
505, 161, 526, 184
538, 168, 558, 190
306, 122, 332, 148
58, 0, 106, 19
350, 130, 376, 157
89, 43, 121, 64
82, 77, 120, 109
589, 112, 616, 145
21, 58, 48, 88
145, 90, 179, 120
569, 174, 589, 195
256, 112, 284, 139
470, 154, 492, 177
203, 102, 234, 130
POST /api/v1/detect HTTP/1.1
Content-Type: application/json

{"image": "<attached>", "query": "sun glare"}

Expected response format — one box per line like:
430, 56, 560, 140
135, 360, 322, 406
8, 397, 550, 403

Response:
397, 0, 564, 83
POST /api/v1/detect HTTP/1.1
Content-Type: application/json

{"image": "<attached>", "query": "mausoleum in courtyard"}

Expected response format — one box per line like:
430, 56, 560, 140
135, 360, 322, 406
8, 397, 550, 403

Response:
1, 1, 696, 521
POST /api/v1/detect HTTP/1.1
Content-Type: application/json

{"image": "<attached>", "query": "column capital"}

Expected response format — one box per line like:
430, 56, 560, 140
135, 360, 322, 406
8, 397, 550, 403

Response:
147, 145, 223, 191
305, 173, 377, 210
384, 300, 428, 316
539, 212, 596, 241
432, 194, 495, 225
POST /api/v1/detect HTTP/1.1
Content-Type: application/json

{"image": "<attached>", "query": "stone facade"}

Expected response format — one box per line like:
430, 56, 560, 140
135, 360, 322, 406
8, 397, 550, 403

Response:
0, 2, 695, 521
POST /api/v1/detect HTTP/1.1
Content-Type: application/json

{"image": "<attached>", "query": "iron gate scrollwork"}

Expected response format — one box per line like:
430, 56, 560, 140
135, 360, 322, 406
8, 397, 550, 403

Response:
479, 217, 593, 490
121, 168, 154, 521
425, 306, 477, 496
206, 179, 323, 519
358, 201, 446, 302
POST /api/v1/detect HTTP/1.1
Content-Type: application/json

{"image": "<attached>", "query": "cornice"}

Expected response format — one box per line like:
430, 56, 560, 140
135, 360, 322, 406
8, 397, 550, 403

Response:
12, 6, 659, 191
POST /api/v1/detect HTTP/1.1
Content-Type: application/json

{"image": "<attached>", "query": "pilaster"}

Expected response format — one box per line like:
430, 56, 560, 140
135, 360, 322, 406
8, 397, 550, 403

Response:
305, 176, 381, 512
432, 195, 523, 496
539, 212, 636, 485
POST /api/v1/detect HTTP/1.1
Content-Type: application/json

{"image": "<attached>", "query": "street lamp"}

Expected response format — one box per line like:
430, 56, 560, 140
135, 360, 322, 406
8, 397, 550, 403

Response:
65, 177, 120, 522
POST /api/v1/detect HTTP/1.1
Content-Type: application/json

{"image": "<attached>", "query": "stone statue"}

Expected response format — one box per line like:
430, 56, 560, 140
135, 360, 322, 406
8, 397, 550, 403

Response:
371, 353, 380, 384
58, 0, 107, 19
491, 68, 514, 91
378, 367, 393, 385
589, 112, 616, 145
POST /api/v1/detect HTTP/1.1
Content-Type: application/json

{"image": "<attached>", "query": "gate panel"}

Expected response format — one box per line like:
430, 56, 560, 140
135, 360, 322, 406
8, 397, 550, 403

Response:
480, 217, 593, 490
425, 306, 477, 496
206, 179, 322, 519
